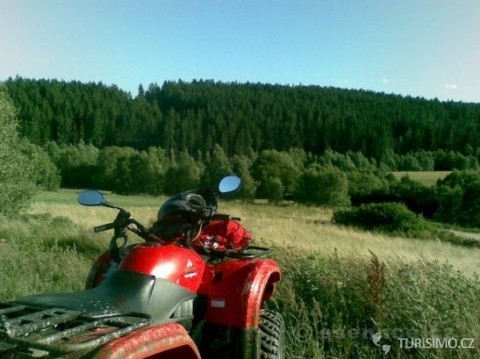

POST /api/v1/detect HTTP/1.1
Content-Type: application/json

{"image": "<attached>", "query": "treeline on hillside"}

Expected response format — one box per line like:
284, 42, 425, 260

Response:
39, 141, 480, 228
6, 77, 480, 159
43, 141, 480, 193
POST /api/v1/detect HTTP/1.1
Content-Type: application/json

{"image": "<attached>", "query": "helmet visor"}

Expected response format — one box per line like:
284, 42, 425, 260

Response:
150, 215, 191, 243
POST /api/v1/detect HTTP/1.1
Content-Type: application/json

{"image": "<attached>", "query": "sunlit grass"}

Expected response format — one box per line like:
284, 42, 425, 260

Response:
219, 201, 480, 278
28, 191, 480, 278
2, 190, 478, 358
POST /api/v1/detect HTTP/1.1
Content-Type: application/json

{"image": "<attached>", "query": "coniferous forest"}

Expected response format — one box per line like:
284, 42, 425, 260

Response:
6, 76, 480, 158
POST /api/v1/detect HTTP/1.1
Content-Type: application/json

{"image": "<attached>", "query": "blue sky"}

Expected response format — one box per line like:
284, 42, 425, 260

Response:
1, 0, 479, 103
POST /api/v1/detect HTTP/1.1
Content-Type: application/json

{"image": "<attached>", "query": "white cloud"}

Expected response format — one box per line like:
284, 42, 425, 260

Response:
382, 77, 389, 84
444, 84, 458, 89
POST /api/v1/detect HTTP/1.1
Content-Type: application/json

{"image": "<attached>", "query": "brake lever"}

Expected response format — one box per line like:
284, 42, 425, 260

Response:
127, 219, 164, 243
128, 218, 147, 233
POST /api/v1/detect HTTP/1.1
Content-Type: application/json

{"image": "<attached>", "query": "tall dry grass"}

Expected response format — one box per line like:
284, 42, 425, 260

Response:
1, 191, 478, 358
29, 198, 480, 277
220, 201, 480, 278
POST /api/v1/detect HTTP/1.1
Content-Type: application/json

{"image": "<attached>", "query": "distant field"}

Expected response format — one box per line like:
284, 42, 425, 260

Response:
392, 170, 451, 186
35, 189, 166, 207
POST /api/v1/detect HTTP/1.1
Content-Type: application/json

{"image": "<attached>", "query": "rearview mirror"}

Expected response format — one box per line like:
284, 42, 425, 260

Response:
77, 190, 106, 206
218, 176, 241, 194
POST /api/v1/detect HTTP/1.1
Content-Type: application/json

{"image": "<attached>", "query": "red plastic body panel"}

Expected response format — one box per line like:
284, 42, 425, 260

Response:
199, 259, 281, 329
118, 244, 206, 292
87, 244, 281, 330
93, 323, 200, 359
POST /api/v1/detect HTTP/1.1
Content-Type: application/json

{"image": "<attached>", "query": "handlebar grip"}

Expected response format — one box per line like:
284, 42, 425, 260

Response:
94, 222, 115, 233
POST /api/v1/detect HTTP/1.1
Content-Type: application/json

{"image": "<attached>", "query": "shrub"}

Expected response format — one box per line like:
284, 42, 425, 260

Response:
333, 202, 429, 234
295, 165, 350, 207
347, 170, 392, 205
392, 176, 438, 218
231, 155, 257, 200
435, 170, 480, 227
251, 150, 301, 200
19, 140, 61, 191
0, 84, 37, 216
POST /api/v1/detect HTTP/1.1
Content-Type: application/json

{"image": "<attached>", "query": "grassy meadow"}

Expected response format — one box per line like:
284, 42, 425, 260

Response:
1, 189, 479, 358
392, 171, 452, 186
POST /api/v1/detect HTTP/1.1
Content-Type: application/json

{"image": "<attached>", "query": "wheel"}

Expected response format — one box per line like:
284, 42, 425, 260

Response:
199, 309, 285, 359
259, 309, 285, 359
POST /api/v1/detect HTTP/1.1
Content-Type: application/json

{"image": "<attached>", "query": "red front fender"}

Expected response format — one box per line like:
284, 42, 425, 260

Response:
92, 323, 200, 359
203, 259, 281, 329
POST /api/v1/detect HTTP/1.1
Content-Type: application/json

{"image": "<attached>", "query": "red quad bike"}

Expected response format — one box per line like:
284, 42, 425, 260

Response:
0, 176, 284, 358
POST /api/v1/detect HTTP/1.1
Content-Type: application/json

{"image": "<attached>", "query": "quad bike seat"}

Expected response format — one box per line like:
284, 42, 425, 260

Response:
12, 269, 195, 323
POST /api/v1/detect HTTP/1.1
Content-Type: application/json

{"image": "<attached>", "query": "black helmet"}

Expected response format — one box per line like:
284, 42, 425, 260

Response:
157, 193, 206, 221
150, 193, 206, 243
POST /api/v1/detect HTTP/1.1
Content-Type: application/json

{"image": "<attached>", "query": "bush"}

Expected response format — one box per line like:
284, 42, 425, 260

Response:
435, 170, 480, 227
295, 165, 350, 207
347, 170, 392, 205
392, 176, 438, 218
0, 84, 37, 216
333, 202, 429, 234
251, 150, 301, 200
19, 140, 61, 191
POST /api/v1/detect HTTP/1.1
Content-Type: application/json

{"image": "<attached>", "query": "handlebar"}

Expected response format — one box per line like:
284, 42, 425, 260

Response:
92, 202, 241, 246
96, 212, 241, 235
94, 222, 115, 233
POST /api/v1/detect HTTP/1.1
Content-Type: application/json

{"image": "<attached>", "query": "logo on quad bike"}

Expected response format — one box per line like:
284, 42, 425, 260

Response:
183, 259, 197, 278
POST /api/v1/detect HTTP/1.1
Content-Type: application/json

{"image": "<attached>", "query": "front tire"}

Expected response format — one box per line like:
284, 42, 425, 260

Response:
259, 309, 285, 359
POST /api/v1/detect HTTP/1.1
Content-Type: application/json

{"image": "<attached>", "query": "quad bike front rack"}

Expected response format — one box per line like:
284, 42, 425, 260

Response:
0, 302, 151, 357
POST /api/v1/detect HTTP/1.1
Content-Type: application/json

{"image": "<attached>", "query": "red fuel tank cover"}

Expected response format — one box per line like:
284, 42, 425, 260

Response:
119, 244, 205, 292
